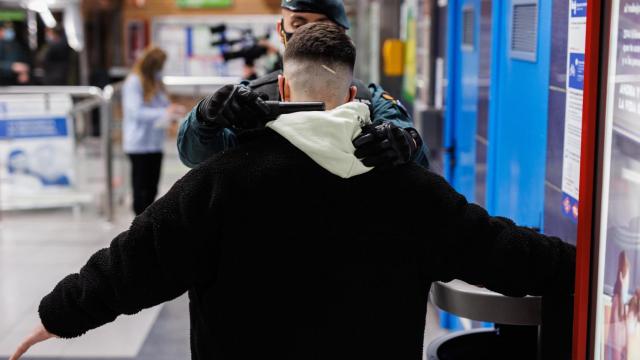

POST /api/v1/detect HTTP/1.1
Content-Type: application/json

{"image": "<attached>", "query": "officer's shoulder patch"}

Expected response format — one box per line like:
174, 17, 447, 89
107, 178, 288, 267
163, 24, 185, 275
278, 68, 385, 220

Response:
381, 91, 398, 105
381, 92, 397, 103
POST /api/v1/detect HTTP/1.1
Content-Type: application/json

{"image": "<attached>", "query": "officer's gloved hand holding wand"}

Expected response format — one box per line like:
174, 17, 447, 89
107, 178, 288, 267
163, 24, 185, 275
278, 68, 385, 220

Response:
197, 84, 325, 128
197, 84, 271, 131
197, 84, 425, 169
353, 123, 424, 169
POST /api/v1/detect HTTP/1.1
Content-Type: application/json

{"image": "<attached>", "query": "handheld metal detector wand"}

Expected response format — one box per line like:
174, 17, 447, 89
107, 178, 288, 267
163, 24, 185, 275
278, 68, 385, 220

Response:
263, 101, 325, 120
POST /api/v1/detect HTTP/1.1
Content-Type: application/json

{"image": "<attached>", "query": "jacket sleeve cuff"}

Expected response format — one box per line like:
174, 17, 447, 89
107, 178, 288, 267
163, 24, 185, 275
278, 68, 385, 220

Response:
38, 275, 108, 339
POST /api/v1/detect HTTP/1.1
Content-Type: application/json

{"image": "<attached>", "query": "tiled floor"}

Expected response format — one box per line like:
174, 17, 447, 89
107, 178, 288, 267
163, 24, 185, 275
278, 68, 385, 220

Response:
0, 139, 448, 360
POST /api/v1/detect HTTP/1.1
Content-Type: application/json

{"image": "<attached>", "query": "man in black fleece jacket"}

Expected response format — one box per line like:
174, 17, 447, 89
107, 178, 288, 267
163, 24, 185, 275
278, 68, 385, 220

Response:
11, 23, 575, 360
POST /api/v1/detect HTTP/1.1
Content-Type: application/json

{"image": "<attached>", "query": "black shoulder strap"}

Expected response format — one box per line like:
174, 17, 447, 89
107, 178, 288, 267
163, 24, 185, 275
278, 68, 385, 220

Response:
352, 78, 374, 116
248, 70, 282, 101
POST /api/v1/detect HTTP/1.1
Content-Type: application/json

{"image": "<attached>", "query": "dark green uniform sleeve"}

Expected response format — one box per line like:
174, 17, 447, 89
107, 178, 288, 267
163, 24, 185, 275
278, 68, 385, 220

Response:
177, 107, 239, 168
369, 83, 430, 168
176, 78, 256, 168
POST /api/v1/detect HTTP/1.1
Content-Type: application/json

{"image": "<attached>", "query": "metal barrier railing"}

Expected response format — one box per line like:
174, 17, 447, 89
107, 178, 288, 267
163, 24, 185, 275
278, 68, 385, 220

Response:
0, 84, 123, 221
0, 76, 237, 222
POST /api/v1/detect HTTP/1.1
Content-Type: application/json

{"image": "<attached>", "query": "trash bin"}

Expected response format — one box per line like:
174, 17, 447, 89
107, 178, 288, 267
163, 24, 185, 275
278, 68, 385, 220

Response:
426, 325, 538, 360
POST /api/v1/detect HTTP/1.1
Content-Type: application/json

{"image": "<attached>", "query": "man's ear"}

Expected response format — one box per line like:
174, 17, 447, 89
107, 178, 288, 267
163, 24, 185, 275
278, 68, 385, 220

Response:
347, 85, 357, 102
278, 74, 290, 101
277, 19, 286, 46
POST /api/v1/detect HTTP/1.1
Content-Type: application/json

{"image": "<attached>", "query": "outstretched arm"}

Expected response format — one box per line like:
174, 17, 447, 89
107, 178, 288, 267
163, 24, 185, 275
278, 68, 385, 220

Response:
425, 174, 575, 297
15, 164, 222, 358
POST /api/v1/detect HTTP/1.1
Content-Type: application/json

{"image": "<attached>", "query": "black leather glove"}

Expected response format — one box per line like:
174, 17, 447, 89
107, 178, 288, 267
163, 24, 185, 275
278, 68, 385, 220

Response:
197, 84, 270, 131
353, 122, 423, 168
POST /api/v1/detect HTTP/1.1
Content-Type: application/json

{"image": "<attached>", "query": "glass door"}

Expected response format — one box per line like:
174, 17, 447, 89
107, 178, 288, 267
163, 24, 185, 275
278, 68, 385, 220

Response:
591, 0, 640, 358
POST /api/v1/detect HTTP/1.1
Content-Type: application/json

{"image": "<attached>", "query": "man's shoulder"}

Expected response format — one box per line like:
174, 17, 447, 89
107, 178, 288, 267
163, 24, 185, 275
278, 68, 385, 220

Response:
199, 129, 294, 167
364, 82, 411, 120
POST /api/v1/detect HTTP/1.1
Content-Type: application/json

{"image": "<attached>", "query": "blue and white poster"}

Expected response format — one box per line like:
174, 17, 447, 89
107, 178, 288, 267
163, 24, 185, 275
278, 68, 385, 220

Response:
561, 0, 588, 218
0, 94, 78, 210
568, 52, 586, 91
570, 0, 588, 18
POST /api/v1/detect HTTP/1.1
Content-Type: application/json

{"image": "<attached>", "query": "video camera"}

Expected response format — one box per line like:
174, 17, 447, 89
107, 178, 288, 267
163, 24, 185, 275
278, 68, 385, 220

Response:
209, 25, 271, 66
263, 101, 326, 121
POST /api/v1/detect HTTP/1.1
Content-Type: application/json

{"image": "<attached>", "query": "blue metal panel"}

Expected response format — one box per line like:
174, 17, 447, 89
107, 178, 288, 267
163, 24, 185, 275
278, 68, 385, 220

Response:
444, 1, 458, 183
442, 0, 490, 332
475, 0, 493, 208
445, 0, 482, 202
486, 0, 551, 227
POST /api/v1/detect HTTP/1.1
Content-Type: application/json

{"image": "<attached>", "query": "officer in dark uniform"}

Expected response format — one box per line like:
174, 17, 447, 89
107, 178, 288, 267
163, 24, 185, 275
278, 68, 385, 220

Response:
177, 0, 429, 169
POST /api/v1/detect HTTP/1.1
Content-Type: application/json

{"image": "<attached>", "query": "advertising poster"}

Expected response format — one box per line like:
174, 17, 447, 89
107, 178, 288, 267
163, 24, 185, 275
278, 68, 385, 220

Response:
0, 94, 80, 210
561, 0, 588, 223
597, 0, 640, 358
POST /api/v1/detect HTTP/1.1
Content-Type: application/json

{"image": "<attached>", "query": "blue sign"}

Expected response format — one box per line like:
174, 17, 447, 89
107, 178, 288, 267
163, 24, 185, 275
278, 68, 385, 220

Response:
0, 117, 68, 139
568, 53, 585, 91
570, 0, 587, 18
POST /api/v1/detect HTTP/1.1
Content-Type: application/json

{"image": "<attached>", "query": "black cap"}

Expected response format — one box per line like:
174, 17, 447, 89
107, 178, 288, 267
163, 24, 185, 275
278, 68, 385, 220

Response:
281, 0, 350, 30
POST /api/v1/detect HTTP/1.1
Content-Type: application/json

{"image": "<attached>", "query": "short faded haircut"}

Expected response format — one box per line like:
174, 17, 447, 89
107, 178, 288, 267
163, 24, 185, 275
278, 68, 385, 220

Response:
283, 22, 356, 104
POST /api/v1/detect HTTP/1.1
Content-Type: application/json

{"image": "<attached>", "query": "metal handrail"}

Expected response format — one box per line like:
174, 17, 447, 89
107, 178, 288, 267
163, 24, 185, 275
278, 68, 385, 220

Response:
0, 86, 104, 97
0, 84, 123, 222
101, 82, 122, 223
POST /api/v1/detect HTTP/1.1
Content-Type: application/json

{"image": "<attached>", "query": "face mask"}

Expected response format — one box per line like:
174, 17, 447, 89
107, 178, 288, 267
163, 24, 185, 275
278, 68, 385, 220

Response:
280, 19, 294, 46
3, 28, 15, 41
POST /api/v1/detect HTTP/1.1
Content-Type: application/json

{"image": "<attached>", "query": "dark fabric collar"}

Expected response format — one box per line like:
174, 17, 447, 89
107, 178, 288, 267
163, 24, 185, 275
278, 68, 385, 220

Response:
236, 127, 281, 144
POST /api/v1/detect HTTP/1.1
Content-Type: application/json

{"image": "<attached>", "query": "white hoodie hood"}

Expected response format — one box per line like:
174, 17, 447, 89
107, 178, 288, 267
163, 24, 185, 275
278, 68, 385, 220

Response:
266, 102, 373, 178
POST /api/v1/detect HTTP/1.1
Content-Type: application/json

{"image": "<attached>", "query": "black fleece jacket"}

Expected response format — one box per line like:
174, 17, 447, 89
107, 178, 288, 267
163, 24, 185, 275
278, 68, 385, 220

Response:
39, 129, 576, 360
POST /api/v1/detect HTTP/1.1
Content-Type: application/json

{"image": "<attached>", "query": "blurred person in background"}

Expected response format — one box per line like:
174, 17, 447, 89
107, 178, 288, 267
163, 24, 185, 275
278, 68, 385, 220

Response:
122, 46, 185, 215
0, 21, 30, 85
34, 25, 73, 85
178, 0, 429, 171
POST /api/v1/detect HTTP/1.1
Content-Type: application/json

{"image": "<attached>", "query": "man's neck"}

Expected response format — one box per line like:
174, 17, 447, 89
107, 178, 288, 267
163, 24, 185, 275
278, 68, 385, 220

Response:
288, 98, 340, 110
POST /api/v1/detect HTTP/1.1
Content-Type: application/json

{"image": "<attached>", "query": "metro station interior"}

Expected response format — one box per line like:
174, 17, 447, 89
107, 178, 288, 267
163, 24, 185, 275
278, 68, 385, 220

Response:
0, 0, 636, 359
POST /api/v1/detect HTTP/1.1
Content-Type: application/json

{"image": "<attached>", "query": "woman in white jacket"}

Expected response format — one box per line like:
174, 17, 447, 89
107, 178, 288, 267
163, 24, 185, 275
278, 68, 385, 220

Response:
122, 46, 184, 215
